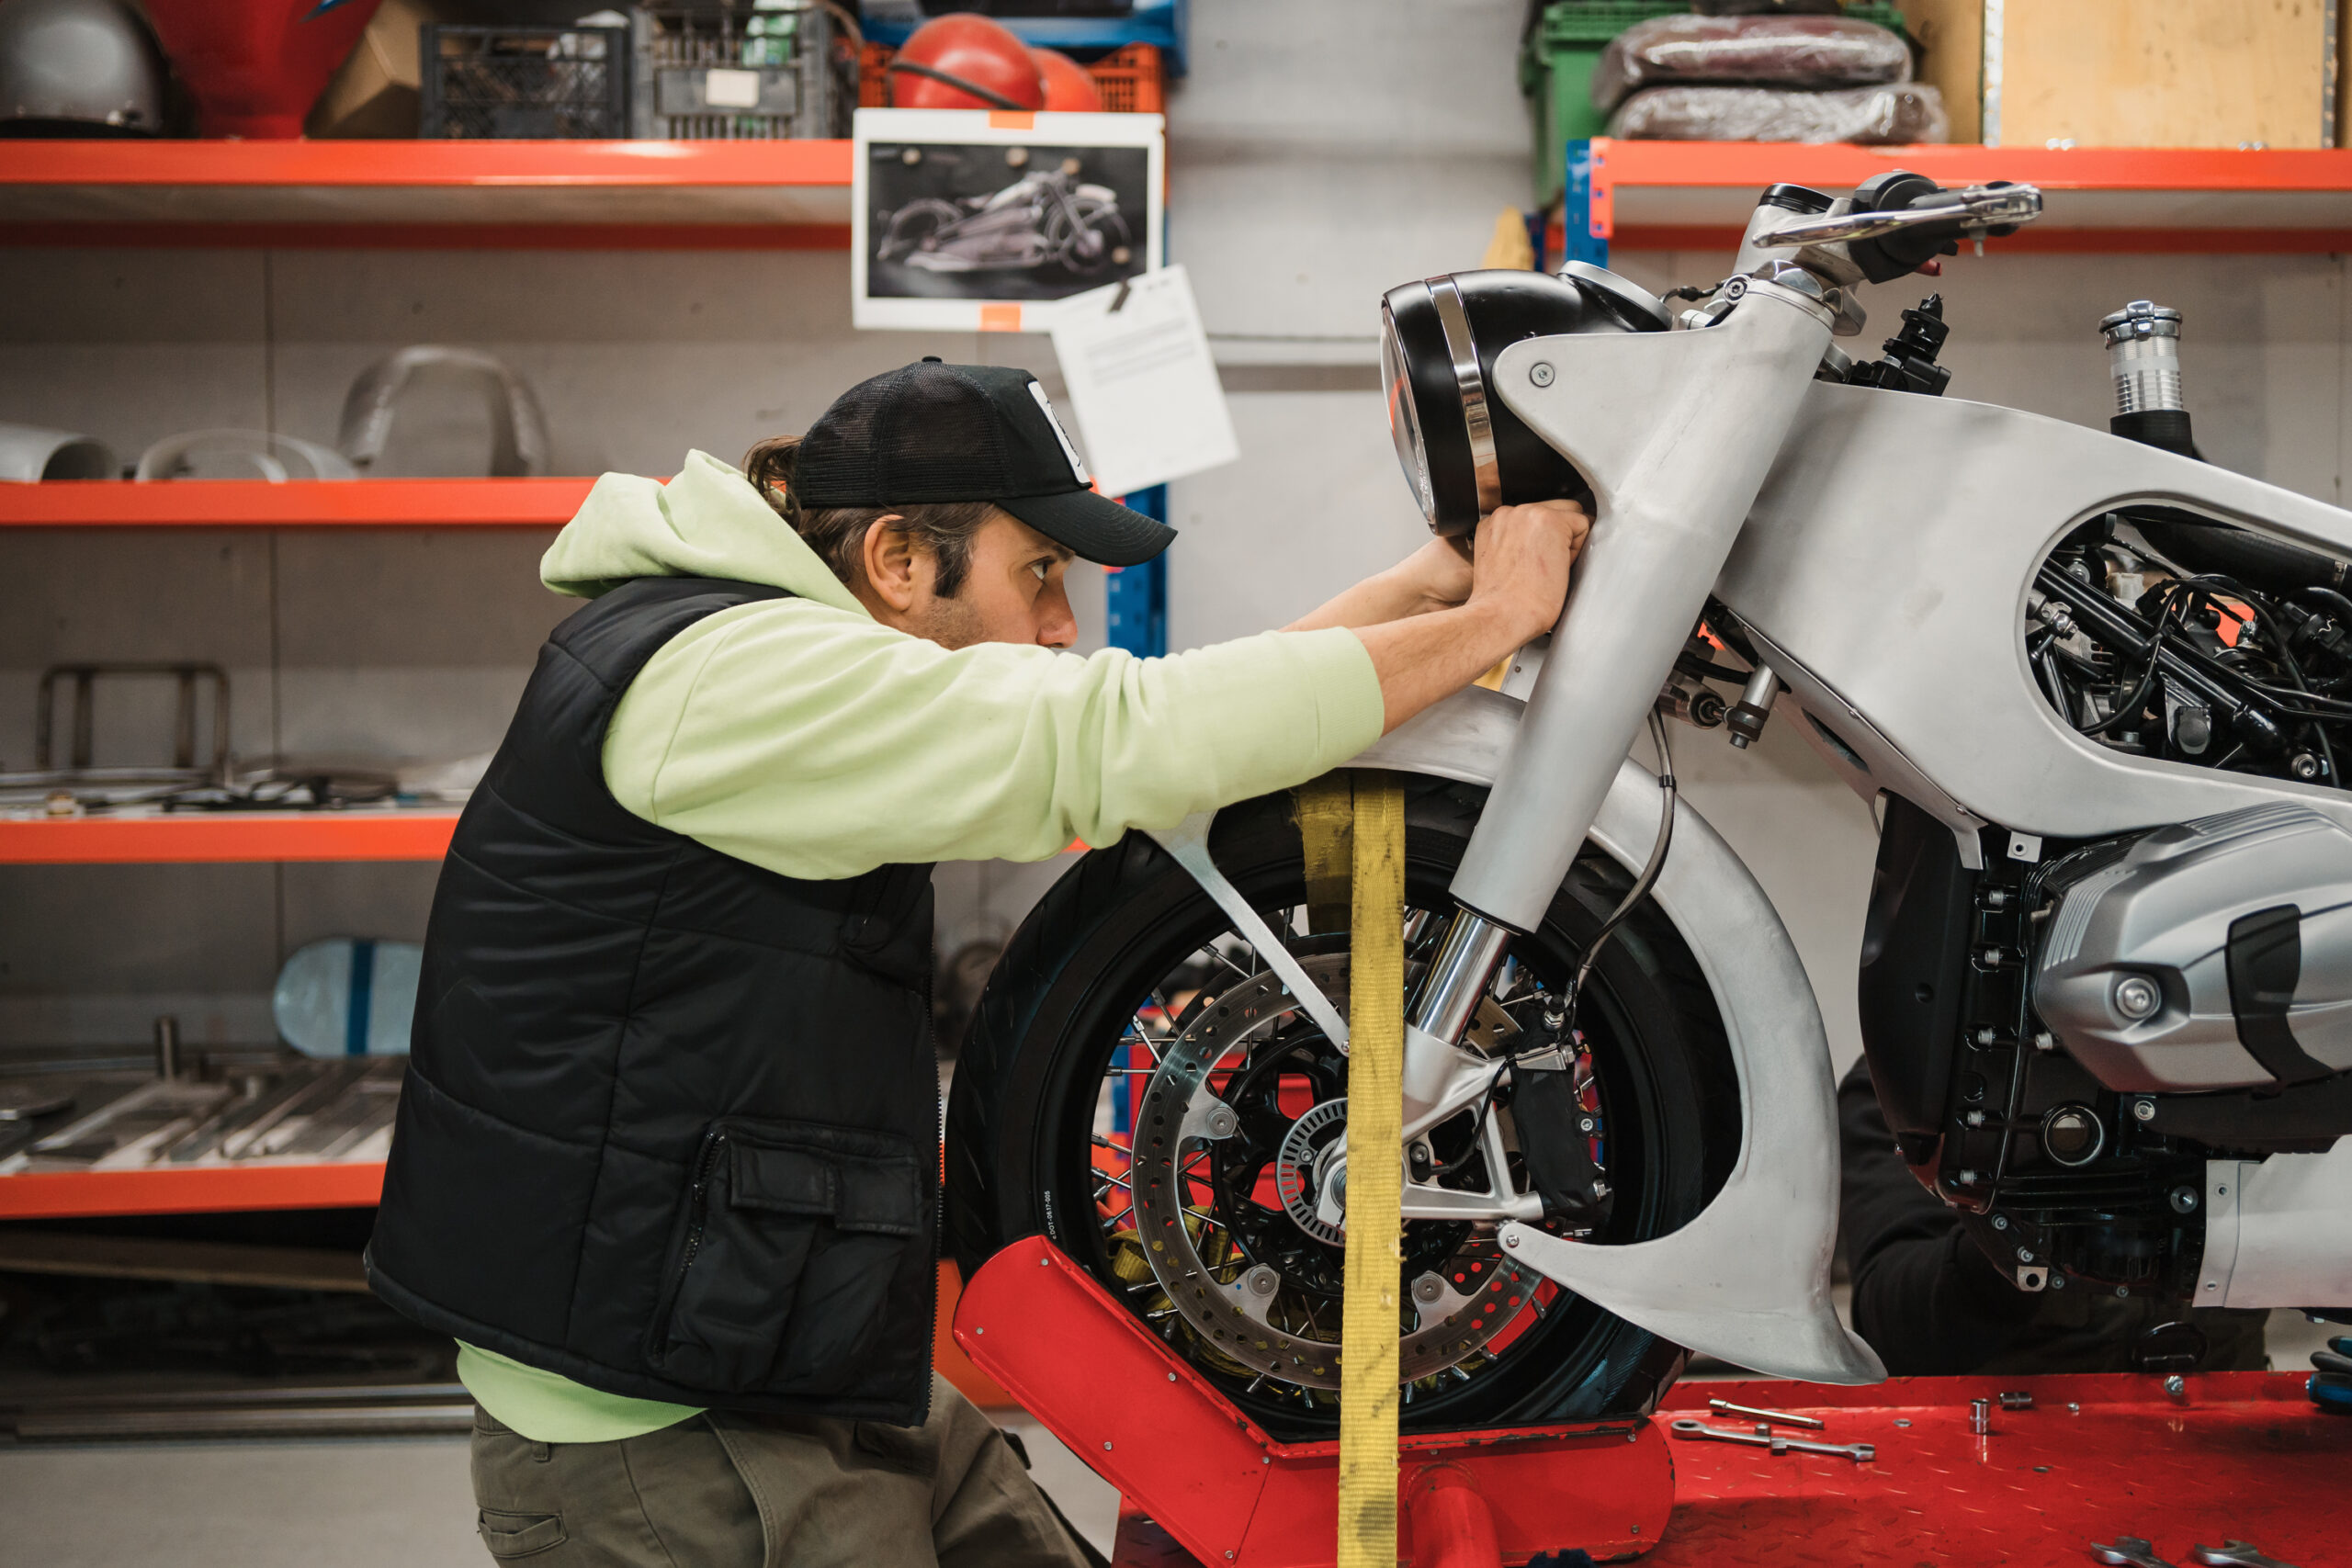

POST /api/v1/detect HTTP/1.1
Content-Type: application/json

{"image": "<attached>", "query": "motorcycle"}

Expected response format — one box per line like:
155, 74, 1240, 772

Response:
944, 170, 2352, 1437
877, 164, 1133, 276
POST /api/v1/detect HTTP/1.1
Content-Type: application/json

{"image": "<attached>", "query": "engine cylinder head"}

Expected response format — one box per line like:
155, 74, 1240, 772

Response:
2100, 300, 2186, 416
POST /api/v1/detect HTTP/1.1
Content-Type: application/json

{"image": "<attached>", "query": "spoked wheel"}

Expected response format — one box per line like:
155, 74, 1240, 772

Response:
945, 779, 1737, 1438
1046, 196, 1132, 275
879, 198, 961, 261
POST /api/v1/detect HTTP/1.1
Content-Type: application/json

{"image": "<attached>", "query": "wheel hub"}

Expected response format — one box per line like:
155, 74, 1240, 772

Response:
1273, 1099, 1347, 1247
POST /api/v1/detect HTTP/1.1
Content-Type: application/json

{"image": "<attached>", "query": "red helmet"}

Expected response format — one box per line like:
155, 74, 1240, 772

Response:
1030, 47, 1102, 112
889, 15, 1044, 111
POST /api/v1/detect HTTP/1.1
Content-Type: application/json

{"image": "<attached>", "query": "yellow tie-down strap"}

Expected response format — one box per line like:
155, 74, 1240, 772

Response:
1336, 773, 1406, 1568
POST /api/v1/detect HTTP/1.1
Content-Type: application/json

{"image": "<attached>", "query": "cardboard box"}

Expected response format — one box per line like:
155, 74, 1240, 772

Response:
308, 0, 469, 140
1905, 0, 2338, 150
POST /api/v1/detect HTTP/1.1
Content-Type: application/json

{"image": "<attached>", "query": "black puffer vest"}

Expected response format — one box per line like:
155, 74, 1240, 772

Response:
366, 576, 940, 1425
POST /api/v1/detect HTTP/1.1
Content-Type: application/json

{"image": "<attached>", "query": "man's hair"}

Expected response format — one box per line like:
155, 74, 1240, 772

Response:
742, 435, 993, 598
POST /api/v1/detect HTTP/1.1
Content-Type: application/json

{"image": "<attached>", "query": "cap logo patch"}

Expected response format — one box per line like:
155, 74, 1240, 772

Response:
1028, 381, 1090, 486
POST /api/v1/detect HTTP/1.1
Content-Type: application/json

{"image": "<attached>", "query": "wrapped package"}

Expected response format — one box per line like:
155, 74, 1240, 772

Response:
1592, 16, 1913, 113
1608, 83, 1950, 144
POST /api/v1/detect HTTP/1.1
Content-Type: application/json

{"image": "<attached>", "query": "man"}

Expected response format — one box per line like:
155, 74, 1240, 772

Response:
366, 360, 1588, 1567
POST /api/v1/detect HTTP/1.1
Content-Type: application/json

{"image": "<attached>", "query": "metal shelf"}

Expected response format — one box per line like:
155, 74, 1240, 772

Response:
1572, 141, 2352, 254
0, 139, 854, 249
0, 478, 593, 527
0, 812, 461, 864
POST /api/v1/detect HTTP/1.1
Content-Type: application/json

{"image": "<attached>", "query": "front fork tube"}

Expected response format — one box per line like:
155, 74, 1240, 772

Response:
1400, 908, 1513, 1134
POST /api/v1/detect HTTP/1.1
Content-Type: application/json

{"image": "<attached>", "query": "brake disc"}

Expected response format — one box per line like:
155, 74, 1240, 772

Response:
1127, 957, 1542, 1391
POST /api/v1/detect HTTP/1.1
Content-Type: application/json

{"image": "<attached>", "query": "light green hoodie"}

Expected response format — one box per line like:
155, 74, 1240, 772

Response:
458, 451, 1384, 1441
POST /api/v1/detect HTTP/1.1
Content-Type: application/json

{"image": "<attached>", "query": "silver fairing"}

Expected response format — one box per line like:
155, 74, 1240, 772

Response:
2034, 805, 2352, 1091
1718, 384, 2352, 857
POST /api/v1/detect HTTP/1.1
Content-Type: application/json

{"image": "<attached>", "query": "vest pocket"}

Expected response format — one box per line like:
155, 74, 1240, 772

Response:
649, 1118, 923, 1395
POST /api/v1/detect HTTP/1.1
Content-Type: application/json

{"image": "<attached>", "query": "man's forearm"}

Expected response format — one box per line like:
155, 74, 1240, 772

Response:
1284, 564, 1445, 634
1351, 601, 1533, 733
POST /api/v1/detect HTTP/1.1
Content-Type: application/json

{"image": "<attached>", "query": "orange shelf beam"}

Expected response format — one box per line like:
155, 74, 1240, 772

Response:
0, 478, 594, 528
0, 813, 460, 864
0, 139, 856, 250
0, 138, 854, 188
0, 1161, 386, 1219
1579, 141, 2352, 254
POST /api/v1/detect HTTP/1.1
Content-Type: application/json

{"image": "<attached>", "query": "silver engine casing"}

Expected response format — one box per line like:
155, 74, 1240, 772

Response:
2033, 805, 2352, 1091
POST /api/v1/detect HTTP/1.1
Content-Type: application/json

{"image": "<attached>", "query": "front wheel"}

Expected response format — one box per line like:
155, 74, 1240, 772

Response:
945, 778, 1739, 1438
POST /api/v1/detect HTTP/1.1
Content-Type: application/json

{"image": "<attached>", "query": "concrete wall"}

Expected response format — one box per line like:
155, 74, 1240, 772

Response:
4, 0, 2348, 1071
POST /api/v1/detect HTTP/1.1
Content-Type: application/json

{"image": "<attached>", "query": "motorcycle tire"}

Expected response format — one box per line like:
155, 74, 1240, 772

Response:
945, 775, 1739, 1438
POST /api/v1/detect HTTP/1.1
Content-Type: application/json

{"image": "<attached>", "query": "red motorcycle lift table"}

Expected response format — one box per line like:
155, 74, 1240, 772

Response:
954, 1239, 2350, 1568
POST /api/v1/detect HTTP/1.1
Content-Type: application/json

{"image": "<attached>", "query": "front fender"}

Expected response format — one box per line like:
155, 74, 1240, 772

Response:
1352, 687, 1886, 1383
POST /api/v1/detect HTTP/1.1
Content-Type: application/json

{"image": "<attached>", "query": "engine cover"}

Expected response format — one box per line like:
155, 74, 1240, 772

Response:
2034, 804, 2352, 1091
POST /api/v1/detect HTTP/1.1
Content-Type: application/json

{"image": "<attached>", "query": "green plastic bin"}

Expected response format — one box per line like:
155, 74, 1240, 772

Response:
1521, 1, 1913, 203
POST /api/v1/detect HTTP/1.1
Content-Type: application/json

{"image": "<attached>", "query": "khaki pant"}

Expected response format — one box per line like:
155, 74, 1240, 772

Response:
469, 1375, 1104, 1568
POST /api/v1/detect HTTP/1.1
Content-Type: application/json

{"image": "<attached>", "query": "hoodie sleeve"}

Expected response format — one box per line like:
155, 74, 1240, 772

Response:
602, 598, 1386, 880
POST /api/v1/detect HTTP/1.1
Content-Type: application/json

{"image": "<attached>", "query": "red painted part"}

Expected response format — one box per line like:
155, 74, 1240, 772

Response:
0, 478, 590, 528
0, 813, 459, 863
952, 1236, 1674, 1567
1642, 1371, 2351, 1565
139, 0, 384, 140
891, 14, 1045, 110
1033, 48, 1106, 113
0, 1162, 385, 1219
6, 222, 855, 252
1407, 1467, 1504, 1568
0, 139, 854, 188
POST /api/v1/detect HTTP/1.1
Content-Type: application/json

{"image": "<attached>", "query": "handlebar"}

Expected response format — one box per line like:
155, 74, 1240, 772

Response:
1758, 182, 2044, 250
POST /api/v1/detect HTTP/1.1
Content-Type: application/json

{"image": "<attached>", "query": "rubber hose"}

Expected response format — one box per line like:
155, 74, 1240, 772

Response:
2128, 510, 2352, 599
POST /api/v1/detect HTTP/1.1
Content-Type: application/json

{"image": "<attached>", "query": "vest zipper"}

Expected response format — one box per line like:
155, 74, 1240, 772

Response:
675, 1125, 727, 1288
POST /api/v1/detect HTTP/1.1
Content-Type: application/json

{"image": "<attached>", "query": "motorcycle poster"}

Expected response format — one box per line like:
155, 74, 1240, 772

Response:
852, 107, 1165, 333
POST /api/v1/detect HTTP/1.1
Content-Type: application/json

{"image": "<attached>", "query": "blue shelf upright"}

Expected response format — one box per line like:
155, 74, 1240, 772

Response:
1103, 483, 1168, 660
1561, 138, 1609, 269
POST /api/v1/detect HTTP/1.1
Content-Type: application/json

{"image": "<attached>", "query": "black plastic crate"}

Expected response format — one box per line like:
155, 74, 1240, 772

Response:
420, 24, 632, 140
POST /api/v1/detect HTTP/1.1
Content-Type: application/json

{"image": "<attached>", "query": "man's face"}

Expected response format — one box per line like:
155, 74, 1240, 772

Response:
891, 512, 1080, 652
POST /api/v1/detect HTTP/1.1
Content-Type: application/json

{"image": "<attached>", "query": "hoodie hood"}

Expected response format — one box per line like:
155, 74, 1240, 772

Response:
539, 449, 866, 617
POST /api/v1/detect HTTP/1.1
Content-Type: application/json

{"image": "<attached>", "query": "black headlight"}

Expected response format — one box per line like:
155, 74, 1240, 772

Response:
1380, 264, 1668, 535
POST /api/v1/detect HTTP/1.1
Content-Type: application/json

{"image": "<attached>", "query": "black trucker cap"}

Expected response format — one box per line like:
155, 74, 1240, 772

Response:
793, 361, 1175, 568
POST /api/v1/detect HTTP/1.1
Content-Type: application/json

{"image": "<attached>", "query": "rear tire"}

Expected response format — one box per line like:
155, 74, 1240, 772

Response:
945, 777, 1737, 1436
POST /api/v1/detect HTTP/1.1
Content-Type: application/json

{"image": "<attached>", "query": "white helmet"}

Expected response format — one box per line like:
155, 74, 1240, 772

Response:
0, 0, 165, 136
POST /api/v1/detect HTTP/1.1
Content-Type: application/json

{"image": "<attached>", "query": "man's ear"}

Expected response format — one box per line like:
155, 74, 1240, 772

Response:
859, 515, 917, 613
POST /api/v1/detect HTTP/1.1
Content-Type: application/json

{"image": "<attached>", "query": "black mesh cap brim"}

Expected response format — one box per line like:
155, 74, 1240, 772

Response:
997, 488, 1175, 569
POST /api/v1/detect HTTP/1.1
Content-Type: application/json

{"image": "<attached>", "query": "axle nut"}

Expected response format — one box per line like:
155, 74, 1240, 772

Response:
2112, 975, 2162, 1021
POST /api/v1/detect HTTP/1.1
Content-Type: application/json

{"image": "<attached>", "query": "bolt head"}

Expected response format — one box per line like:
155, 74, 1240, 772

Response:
1992, 1214, 2009, 1230
2169, 1185, 2199, 1214
2112, 974, 2162, 1021
2165, 1374, 2186, 1396
1530, 361, 1555, 387
2132, 1097, 2157, 1122
1503, 1232, 1520, 1249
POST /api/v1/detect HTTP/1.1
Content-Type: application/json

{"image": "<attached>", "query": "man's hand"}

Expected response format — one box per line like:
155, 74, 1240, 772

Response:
1464, 500, 1590, 644
1286, 500, 1591, 635
1341, 499, 1594, 734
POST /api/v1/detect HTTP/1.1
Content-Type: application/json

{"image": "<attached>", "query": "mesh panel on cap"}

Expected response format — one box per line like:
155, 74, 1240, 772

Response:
880, 363, 1012, 502
793, 365, 899, 506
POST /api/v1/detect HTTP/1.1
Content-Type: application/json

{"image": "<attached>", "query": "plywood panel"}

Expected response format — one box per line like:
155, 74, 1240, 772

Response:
1896, 0, 1985, 144
1998, 0, 2333, 150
